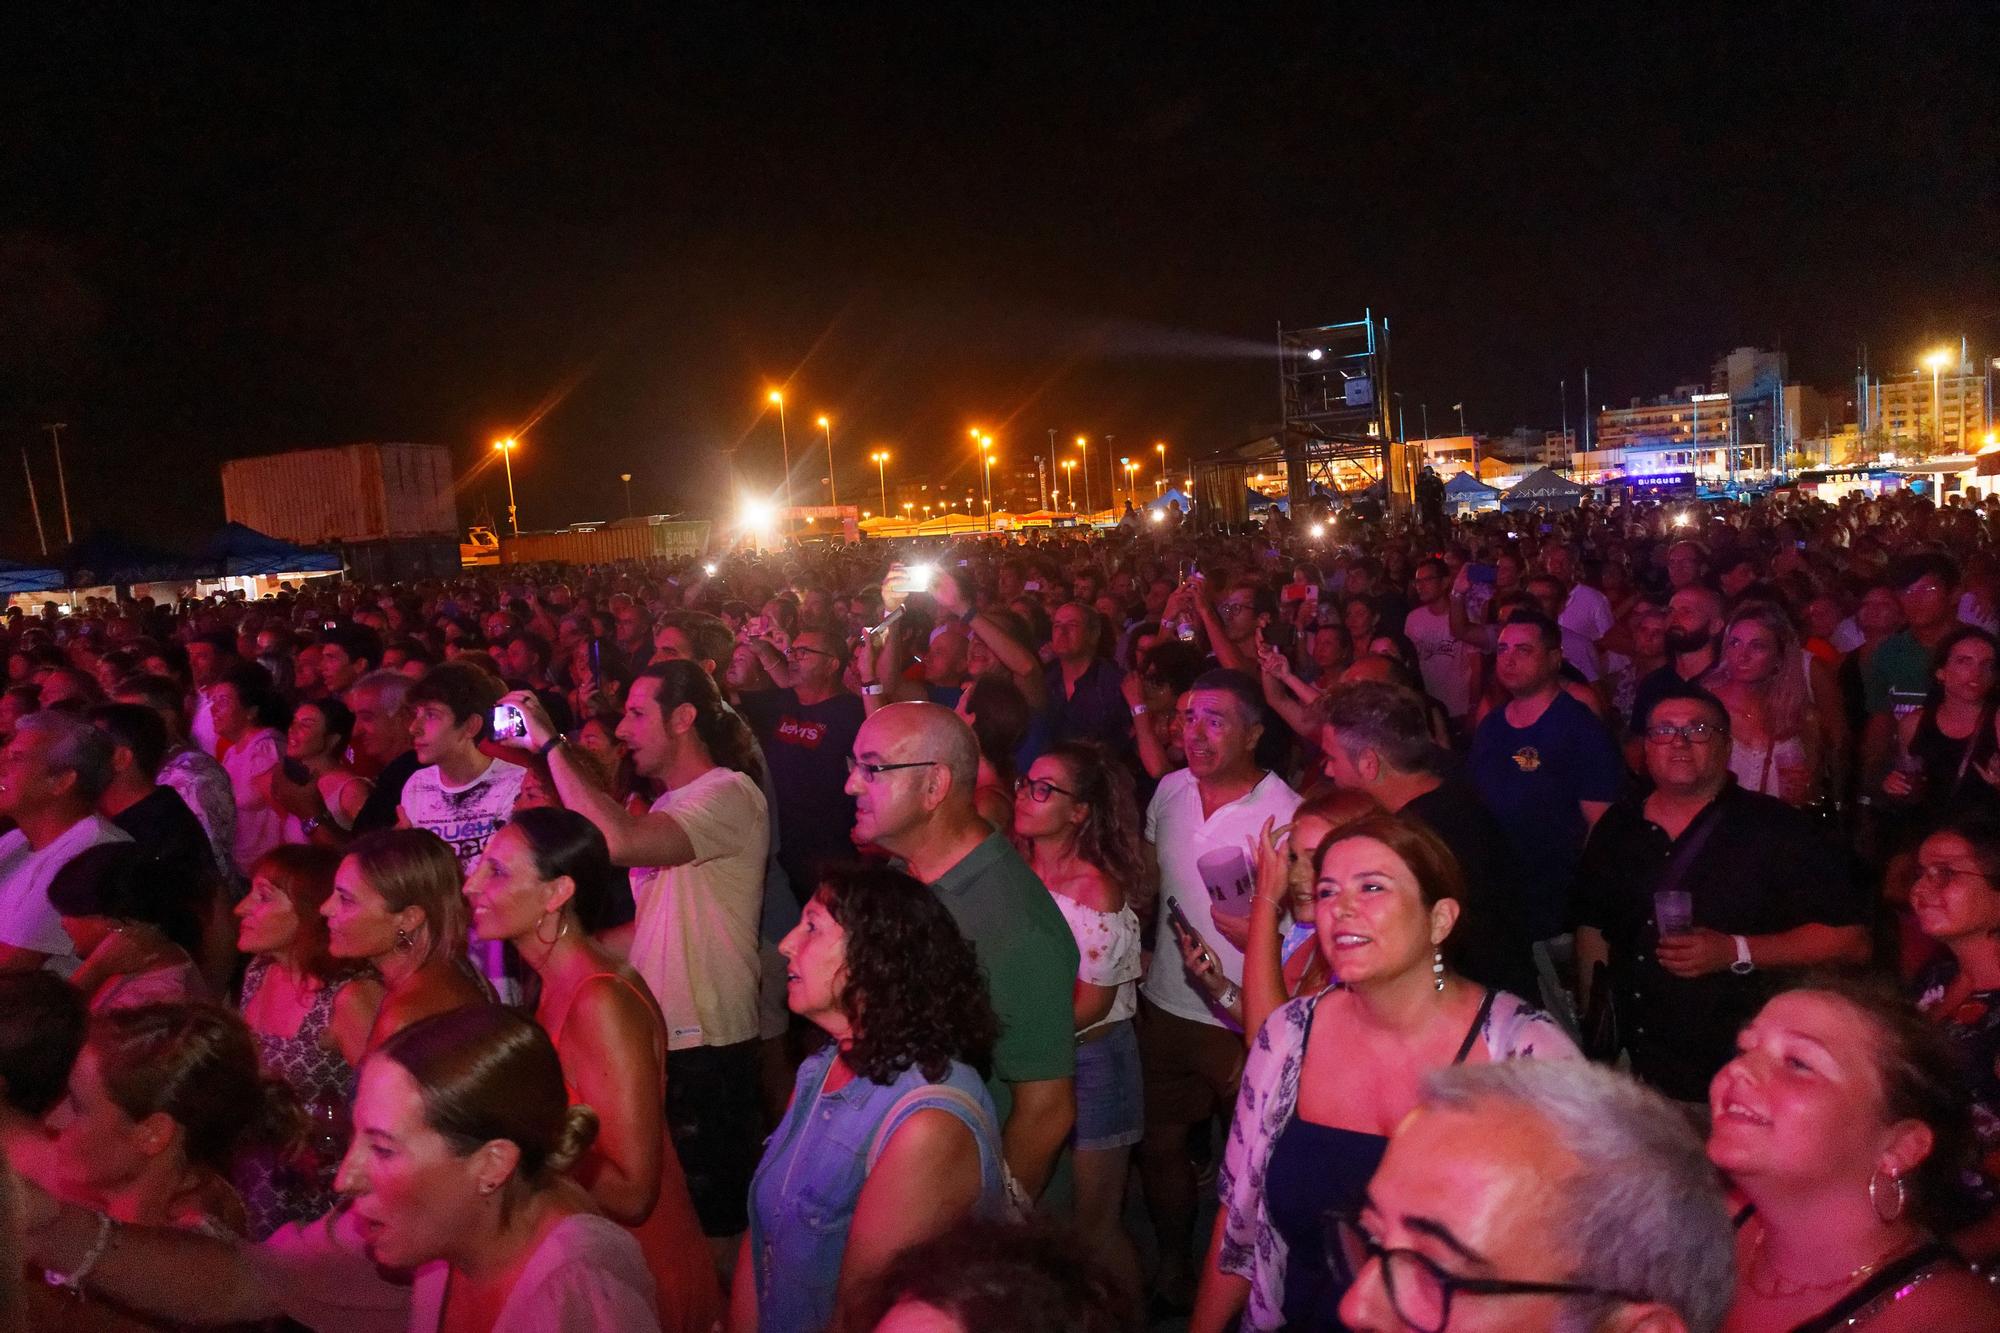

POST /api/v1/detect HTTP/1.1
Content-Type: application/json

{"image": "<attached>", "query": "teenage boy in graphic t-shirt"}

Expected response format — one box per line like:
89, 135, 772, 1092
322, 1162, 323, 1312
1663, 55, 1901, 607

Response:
396, 662, 524, 994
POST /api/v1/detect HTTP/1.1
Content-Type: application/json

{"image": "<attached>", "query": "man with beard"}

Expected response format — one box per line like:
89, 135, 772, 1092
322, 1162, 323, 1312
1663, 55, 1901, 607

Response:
1627, 584, 1725, 741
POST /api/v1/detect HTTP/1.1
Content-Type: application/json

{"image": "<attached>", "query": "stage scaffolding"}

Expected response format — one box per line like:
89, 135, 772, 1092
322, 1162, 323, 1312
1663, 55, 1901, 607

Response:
1190, 311, 1410, 528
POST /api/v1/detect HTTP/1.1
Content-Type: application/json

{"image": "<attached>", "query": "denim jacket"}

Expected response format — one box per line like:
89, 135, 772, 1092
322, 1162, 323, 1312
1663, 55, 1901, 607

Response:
749, 1045, 1006, 1333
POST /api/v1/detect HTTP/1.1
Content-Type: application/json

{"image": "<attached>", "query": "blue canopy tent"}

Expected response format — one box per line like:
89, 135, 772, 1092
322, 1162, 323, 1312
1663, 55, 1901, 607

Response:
0, 559, 66, 594
1444, 470, 1501, 512
1499, 467, 1590, 512
1246, 488, 1289, 514
1145, 487, 1191, 511
201, 522, 342, 576
57, 531, 209, 589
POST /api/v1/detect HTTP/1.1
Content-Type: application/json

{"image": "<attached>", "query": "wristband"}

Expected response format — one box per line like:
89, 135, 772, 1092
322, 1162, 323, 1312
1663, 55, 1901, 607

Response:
539, 735, 563, 757
1130, 703, 1149, 716
1217, 982, 1242, 1010
862, 683, 885, 697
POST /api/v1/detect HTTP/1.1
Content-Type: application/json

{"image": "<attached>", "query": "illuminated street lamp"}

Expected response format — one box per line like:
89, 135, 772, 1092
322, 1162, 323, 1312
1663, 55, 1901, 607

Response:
871, 449, 891, 515
816, 414, 838, 506
1122, 457, 1138, 504
1075, 436, 1093, 513
978, 432, 997, 532
1155, 441, 1168, 495
1923, 348, 1954, 453
901, 501, 914, 521
620, 472, 633, 517
766, 389, 793, 535
493, 437, 520, 536
1060, 458, 1078, 513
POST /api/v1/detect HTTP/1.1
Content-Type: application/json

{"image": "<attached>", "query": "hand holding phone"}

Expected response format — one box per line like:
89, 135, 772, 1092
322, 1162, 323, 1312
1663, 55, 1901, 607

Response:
489, 703, 529, 743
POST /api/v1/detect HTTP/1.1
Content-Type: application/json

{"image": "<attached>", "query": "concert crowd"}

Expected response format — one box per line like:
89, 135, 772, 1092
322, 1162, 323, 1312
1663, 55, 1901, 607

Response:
5, 484, 2000, 1332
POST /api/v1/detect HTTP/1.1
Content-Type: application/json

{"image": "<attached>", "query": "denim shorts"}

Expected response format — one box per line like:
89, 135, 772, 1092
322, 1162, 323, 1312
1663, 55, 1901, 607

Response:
1074, 1018, 1144, 1151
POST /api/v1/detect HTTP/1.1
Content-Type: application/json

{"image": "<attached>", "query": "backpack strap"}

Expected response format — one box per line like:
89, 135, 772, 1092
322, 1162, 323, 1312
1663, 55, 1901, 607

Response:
865, 1081, 1000, 1172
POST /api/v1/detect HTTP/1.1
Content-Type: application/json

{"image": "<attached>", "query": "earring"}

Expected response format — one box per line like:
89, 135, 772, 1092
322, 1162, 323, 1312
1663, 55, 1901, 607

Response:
479, 1181, 497, 1196
1433, 948, 1446, 993
394, 927, 413, 952
535, 911, 569, 947
1868, 1168, 1905, 1223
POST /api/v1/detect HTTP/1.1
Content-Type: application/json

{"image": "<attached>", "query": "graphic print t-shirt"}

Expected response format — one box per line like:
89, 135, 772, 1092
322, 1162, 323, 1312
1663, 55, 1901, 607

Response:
398, 758, 528, 872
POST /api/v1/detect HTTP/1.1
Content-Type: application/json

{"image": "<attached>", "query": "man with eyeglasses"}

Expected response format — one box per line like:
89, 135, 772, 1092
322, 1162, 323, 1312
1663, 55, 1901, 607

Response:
1574, 684, 1868, 1101
738, 627, 864, 902
1862, 552, 1968, 792
1335, 1060, 1735, 1333
1044, 601, 1131, 752
846, 701, 1079, 1203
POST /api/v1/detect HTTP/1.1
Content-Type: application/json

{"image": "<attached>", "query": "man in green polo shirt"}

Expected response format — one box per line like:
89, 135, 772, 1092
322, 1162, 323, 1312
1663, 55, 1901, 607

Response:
847, 701, 1079, 1200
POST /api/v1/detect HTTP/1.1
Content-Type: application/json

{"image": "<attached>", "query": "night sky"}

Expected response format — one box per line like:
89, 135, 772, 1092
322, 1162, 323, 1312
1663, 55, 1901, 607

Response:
3, 5, 1993, 550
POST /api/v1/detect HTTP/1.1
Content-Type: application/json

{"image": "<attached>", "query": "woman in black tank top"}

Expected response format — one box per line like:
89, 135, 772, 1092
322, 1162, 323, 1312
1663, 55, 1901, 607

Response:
1707, 981, 2000, 1330
1884, 627, 2000, 830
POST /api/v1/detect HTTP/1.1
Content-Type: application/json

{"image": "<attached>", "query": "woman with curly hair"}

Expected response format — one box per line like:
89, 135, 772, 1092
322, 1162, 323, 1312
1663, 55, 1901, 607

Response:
733, 864, 1008, 1333
1011, 739, 1146, 1299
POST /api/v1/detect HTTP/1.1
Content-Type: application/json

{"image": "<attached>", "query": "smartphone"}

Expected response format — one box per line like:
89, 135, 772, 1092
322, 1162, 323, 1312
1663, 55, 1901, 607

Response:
906, 563, 936, 594
489, 703, 529, 742
323, 620, 339, 631
1468, 563, 1497, 585
1166, 896, 1203, 947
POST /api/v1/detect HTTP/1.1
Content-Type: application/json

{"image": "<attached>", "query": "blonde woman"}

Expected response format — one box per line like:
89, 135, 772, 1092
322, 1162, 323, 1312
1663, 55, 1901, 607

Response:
1703, 600, 1820, 806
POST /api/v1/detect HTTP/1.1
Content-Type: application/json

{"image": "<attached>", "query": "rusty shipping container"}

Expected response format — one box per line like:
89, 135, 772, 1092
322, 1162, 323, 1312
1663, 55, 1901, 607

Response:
500, 519, 711, 566
222, 443, 458, 545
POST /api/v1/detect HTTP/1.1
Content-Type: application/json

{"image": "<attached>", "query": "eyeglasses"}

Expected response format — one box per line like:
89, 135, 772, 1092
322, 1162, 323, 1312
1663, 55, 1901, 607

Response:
1325, 1210, 1649, 1333
845, 756, 939, 782
1914, 862, 1990, 888
1014, 775, 1080, 803
1218, 600, 1257, 616
787, 645, 840, 662
1644, 722, 1726, 745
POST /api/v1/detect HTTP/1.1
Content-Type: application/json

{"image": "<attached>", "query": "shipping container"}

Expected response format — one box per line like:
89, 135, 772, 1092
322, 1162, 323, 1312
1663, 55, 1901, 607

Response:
500, 517, 711, 566
341, 536, 464, 583
221, 443, 458, 545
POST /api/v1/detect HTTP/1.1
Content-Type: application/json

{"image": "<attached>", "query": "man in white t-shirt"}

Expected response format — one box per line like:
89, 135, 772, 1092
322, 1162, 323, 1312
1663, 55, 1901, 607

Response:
1543, 545, 1616, 683
502, 659, 768, 1264
1139, 668, 1300, 1301
0, 711, 134, 975
1404, 557, 1479, 725
395, 662, 525, 1000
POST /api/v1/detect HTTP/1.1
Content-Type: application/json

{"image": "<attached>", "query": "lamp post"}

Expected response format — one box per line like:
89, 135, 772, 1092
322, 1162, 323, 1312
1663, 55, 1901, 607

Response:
1061, 458, 1078, 514
1075, 436, 1093, 514
1924, 348, 1954, 455
494, 437, 520, 536
1155, 441, 1168, 495
766, 389, 793, 535
620, 472, 633, 517
902, 501, 914, 523
816, 414, 838, 506
871, 450, 890, 516
980, 433, 997, 532
1122, 458, 1138, 505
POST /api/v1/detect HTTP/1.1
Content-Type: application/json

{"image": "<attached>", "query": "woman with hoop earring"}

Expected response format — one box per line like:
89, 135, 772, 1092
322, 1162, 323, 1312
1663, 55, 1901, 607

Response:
464, 807, 720, 1333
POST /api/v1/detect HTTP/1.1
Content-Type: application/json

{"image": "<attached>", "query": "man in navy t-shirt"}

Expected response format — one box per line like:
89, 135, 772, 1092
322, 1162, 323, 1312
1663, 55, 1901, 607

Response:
738, 627, 865, 902
1469, 610, 1624, 941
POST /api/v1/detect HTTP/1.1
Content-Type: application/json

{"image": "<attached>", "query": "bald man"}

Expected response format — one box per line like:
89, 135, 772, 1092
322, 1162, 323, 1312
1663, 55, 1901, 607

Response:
847, 702, 1079, 1200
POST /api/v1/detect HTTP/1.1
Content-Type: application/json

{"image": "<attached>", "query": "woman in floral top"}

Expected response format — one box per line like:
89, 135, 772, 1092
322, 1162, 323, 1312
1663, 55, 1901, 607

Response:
1192, 812, 1577, 1333
1907, 816, 2000, 1260
1014, 739, 1146, 1303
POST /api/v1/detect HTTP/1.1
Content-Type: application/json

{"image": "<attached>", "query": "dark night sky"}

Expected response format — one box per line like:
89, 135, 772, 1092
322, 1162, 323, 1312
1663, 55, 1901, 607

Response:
1, 5, 1994, 551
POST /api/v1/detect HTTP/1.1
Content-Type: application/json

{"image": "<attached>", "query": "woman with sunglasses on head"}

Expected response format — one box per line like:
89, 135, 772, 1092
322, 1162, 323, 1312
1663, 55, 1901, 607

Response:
462, 808, 719, 1332
1908, 810, 2000, 1262
1193, 813, 1577, 1333
1011, 739, 1147, 1300
1709, 977, 2000, 1330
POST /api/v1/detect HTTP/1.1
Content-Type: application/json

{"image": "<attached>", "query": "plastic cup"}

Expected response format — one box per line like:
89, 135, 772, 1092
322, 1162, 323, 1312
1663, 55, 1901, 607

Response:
1654, 889, 1694, 938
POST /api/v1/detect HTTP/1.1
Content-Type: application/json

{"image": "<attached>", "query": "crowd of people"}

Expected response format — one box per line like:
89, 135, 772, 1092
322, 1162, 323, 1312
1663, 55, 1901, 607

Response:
3, 483, 2000, 1331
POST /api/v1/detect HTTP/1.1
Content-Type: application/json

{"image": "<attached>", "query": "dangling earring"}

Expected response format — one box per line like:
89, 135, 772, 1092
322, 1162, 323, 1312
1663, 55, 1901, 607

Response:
394, 927, 413, 952
1432, 948, 1446, 993
1868, 1167, 1906, 1222
535, 911, 569, 947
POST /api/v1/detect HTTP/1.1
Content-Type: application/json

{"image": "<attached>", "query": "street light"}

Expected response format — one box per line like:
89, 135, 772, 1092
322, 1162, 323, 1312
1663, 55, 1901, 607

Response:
1075, 436, 1093, 513
493, 437, 520, 536
871, 449, 891, 515
1923, 347, 1954, 453
1060, 458, 1078, 513
1155, 441, 1168, 495
816, 415, 838, 506
766, 389, 793, 535
620, 472, 633, 517
902, 501, 914, 521
1122, 457, 1138, 505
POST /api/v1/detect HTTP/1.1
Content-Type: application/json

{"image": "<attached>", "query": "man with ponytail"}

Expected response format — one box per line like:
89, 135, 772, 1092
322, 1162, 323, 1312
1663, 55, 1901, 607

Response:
500, 658, 770, 1265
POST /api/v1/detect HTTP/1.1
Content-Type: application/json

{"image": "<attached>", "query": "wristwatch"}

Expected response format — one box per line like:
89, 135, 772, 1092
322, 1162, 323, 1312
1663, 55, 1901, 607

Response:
1730, 935, 1755, 975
